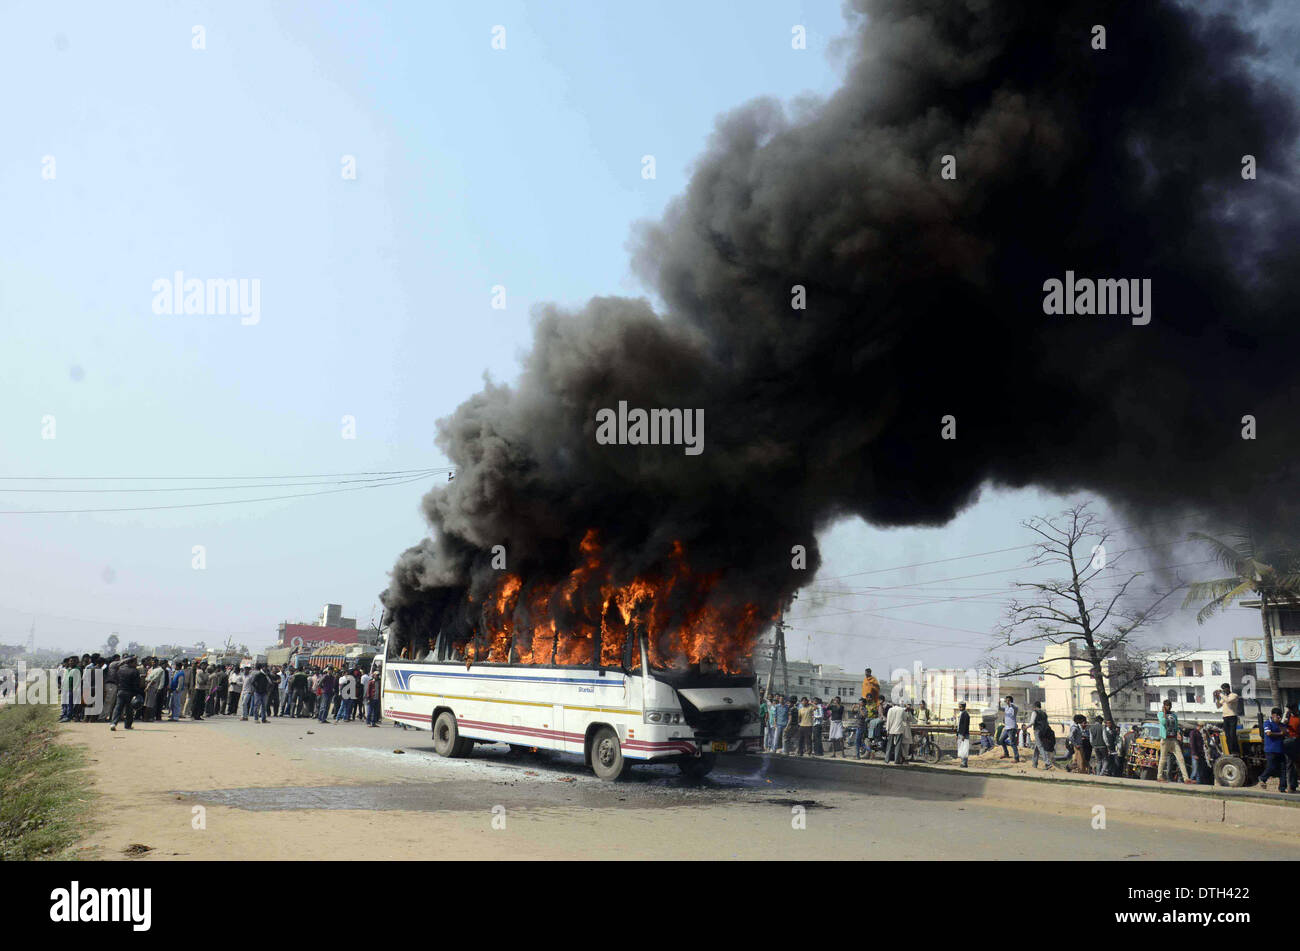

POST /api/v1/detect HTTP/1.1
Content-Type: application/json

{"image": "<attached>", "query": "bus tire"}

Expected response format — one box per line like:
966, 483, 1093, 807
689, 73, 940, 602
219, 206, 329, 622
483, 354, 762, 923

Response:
678, 753, 715, 779
432, 710, 463, 757
590, 726, 628, 781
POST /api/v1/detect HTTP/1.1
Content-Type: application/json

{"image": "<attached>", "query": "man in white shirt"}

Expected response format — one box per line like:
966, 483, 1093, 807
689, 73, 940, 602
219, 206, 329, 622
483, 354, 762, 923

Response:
885, 703, 912, 764
1218, 682, 1241, 755
336, 671, 357, 722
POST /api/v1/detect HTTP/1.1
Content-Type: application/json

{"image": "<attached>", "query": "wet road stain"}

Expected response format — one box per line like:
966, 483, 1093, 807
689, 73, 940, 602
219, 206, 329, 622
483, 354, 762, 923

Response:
172, 750, 808, 814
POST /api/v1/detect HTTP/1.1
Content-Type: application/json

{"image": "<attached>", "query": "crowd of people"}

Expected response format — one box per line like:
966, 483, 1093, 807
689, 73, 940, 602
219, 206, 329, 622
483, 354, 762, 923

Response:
52, 654, 383, 731
759, 669, 1300, 791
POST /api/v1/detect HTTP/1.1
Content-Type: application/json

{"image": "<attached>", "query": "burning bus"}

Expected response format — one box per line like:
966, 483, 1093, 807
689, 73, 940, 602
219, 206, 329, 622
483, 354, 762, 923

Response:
380, 531, 766, 780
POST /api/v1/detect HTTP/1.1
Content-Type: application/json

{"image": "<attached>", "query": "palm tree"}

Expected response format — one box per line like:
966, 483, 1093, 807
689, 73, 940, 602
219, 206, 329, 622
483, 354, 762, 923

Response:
1184, 532, 1300, 708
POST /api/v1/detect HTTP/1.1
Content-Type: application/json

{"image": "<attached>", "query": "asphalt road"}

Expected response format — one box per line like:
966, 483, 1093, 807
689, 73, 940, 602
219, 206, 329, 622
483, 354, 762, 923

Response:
67, 712, 1300, 861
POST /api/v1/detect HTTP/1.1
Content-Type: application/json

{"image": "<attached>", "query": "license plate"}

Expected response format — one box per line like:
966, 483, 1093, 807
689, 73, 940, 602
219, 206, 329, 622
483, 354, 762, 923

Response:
711, 741, 728, 753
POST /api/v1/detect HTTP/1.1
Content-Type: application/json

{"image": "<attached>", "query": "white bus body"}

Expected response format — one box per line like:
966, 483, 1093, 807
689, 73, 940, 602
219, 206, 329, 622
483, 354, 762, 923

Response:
379, 635, 761, 779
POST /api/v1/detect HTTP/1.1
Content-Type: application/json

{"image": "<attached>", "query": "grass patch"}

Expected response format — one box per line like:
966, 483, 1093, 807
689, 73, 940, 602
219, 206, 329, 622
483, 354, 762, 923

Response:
0, 703, 92, 859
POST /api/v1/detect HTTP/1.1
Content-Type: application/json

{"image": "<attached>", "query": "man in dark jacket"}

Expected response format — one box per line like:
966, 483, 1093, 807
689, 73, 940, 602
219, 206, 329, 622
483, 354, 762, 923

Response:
956, 702, 971, 768
191, 663, 210, 721
317, 670, 337, 724
109, 657, 142, 731
1027, 702, 1054, 770
1103, 718, 1121, 776
1088, 716, 1109, 775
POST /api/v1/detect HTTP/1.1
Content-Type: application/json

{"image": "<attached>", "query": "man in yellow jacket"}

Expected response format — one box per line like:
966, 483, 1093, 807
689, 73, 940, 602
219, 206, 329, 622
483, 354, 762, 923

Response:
861, 668, 881, 705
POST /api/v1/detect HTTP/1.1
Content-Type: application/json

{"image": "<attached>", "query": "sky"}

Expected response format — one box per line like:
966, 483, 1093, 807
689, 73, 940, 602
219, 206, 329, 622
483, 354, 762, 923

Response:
0, 0, 1256, 666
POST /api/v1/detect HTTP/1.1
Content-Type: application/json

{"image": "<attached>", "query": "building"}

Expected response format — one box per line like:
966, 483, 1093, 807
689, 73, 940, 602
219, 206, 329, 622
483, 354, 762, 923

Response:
1236, 598, 1300, 706
899, 667, 1043, 723
1143, 648, 1256, 721
754, 658, 865, 701
318, 603, 356, 629
278, 602, 364, 649
1039, 643, 1148, 724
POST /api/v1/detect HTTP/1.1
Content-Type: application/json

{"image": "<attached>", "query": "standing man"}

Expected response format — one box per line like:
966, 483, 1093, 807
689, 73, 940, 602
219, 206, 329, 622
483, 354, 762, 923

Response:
249, 665, 271, 723
318, 668, 337, 724
1156, 699, 1193, 784
1218, 682, 1241, 756
103, 655, 122, 727
1282, 703, 1300, 794
1258, 708, 1287, 792
796, 698, 815, 756
1088, 716, 1108, 775
783, 696, 799, 754
59, 658, 81, 723
1028, 701, 1054, 770
885, 701, 911, 764
228, 667, 244, 717
168, 663, 187, 721
108, 657, 142, 731
365, 669, 381, 726
1188, 723, 1212, 785
855, 698, 872, 758
999, 695, 1019, 763
190, 662, 210, 721
336, 669, 357, 723
956, 701, 971, 768
827, 696, 845, 757
1103, 718, 1121, 776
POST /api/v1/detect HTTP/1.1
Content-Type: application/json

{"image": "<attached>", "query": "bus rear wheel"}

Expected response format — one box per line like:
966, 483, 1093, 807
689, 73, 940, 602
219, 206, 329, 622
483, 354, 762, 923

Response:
590, 726, 628, 781
678, 753, 715, 779
432, 711, 465, 758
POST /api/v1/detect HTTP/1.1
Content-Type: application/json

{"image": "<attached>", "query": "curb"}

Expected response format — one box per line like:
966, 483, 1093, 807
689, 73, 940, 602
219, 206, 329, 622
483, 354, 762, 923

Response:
742, 752, 1300, 830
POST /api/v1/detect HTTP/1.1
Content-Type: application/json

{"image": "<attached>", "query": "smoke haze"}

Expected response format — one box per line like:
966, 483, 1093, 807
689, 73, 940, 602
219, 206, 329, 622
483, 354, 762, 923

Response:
383, 0, 1300, 656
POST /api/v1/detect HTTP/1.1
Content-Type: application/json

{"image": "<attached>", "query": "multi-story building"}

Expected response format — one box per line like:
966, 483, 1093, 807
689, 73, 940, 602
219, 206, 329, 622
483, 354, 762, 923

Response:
754, 658, 869, 702
1143, 648, 1254, 720
1039, 643, 1148, 724
1236, 598, 1300, 707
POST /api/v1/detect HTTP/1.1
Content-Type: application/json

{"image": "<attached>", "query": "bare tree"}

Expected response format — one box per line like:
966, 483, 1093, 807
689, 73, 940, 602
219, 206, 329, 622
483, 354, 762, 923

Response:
991, 503, 1177, 724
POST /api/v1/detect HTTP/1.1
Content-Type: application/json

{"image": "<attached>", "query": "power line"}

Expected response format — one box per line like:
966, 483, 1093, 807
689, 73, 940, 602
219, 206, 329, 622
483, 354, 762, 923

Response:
0, 467, 451, 481
0, 470, 449, 493
0, 471, 438, 515
811, 511, 1205, 583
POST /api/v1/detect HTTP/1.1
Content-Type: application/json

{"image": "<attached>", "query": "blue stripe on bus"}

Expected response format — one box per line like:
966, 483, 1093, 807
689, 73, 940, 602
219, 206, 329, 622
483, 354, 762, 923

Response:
391, 667, 623, 689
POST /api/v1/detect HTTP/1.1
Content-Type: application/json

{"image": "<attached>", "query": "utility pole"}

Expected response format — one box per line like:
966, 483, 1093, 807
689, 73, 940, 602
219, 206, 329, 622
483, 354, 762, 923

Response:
764, 597, 794, 697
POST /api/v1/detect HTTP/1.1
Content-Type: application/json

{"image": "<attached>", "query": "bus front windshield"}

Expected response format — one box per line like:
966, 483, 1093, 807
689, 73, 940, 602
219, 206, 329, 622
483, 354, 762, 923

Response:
642, 635, 756, 688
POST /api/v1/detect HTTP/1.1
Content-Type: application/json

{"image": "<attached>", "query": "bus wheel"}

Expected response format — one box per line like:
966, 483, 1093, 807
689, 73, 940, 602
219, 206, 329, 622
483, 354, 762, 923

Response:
678, 754, 715, 779
432, 711, 462, 757
590, 726, 627, 781
1214, 755, 1247, 788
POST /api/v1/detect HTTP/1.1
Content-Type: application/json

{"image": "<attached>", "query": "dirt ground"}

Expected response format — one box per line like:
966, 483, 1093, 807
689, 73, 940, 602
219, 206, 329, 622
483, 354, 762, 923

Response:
57, 715, 1300, 861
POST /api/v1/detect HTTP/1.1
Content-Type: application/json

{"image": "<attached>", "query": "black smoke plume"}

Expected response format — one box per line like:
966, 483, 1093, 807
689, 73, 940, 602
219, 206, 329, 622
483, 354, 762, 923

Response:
382, 0, 1300, 659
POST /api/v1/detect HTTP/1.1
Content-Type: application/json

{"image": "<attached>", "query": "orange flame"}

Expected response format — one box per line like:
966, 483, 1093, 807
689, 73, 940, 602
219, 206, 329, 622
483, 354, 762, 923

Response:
460, 530, 767, 674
